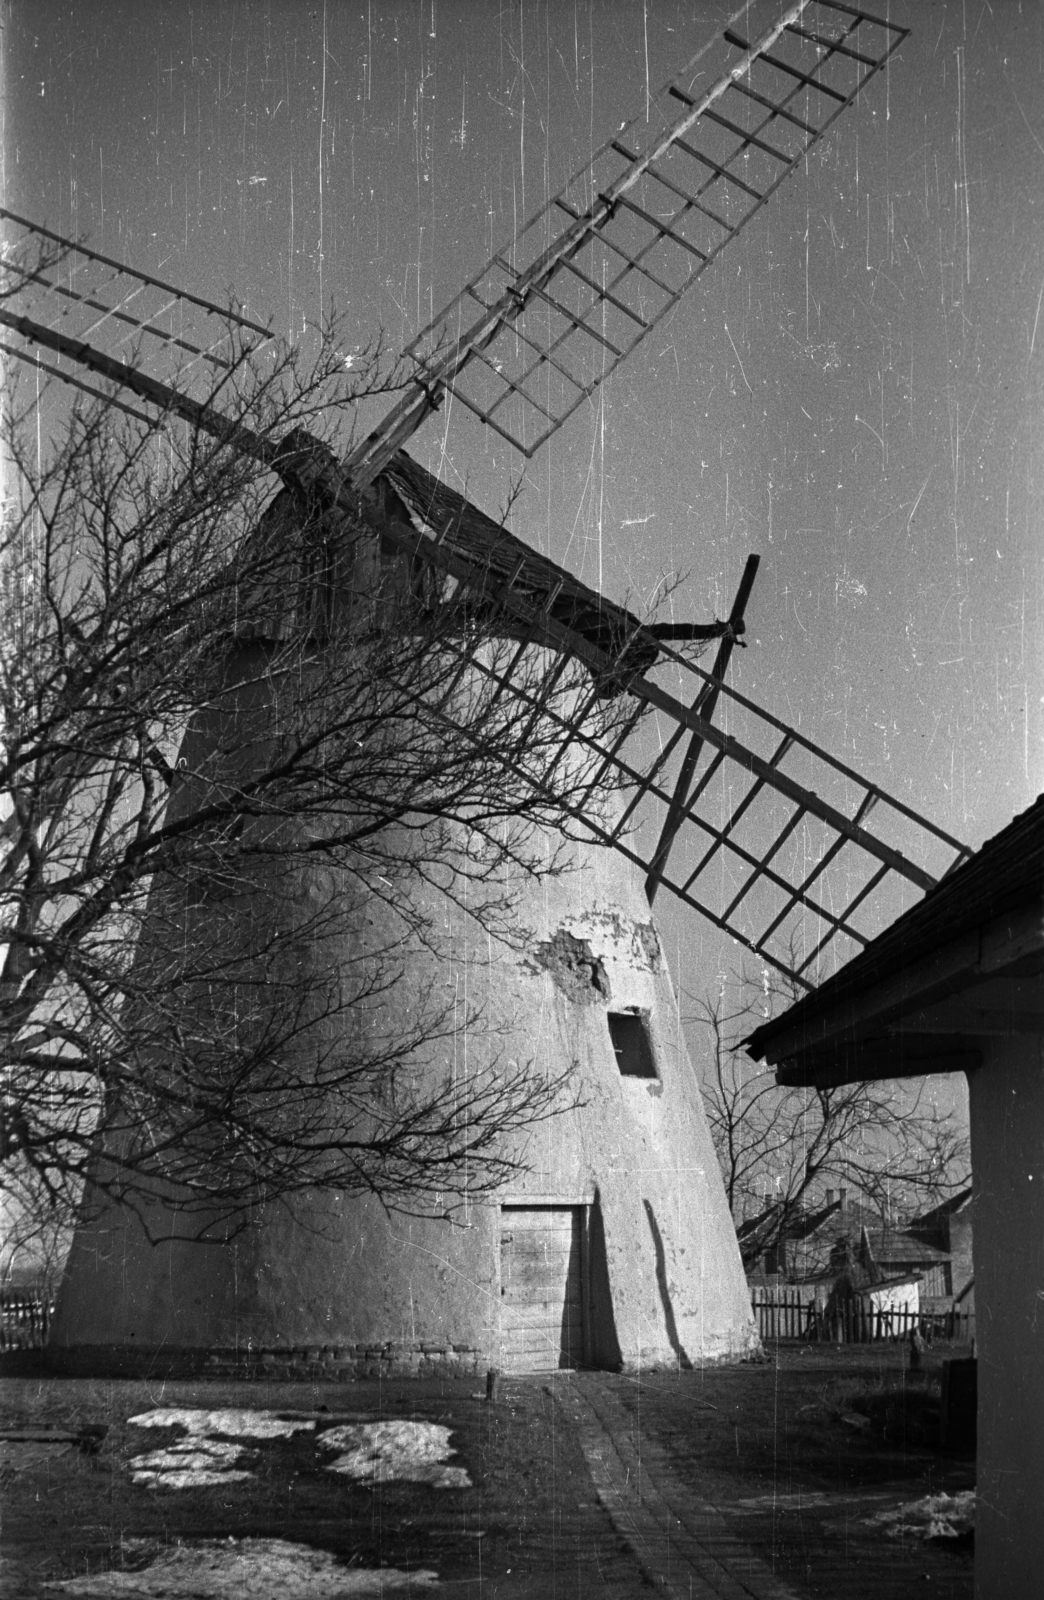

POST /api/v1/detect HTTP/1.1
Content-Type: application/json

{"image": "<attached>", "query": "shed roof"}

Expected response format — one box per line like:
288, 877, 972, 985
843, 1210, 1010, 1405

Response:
745, 796, 1044, 1087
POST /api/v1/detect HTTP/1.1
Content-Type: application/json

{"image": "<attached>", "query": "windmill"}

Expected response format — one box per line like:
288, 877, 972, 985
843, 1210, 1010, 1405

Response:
3, 1, 969, 1376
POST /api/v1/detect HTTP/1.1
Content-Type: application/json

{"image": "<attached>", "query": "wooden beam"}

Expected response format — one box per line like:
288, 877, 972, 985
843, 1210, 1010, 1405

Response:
645, 552, 759, 904
775, 1033, 984, 1089
895, 1007, 1044, 1037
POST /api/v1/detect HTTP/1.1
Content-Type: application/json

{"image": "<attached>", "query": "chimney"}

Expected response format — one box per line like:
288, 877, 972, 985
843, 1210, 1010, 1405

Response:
839, 1188, 848, 1206
826, 1189, 835, 1205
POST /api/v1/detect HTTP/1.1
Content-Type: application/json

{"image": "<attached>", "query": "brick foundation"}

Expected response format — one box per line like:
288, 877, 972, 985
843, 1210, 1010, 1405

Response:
43, 1341, 486, 1381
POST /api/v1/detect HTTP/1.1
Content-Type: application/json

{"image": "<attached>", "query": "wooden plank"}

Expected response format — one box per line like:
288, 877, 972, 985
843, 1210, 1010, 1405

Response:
502, 1261, 577, 1287
501, 1230, 576, 1251
507, 1327, 583, 1354
501, 1303, 583, 1330
502, 1242, 576, 1264
502, 1206, 579, 1229
501, 1294, 582, 1317
502, 1291, 582, 1313
500, 1206, 587, 1373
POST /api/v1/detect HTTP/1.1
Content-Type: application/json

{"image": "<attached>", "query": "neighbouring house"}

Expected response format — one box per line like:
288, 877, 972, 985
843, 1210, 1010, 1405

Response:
749, 1217, 925, 1342
742, 1189, 968, 1311
863, 1274, 920, 1322
738, 1198, 843, 1280
816, 1232, 922, 1342
904, 1188, 974, 1305
858, 1219, 953, 1309
746, 795, 1043, 1600
741, 1190, 885, 1279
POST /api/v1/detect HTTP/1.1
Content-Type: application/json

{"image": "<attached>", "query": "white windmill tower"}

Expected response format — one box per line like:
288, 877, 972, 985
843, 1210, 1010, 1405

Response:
2, 1, 968, 1376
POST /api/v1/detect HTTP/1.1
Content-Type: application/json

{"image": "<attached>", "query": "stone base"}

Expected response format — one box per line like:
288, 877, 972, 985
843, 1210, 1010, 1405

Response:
43, 1341, 486, 1382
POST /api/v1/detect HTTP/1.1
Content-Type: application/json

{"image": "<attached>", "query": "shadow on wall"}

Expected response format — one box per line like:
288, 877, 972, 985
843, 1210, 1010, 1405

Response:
587, 1190, 623, 1371
643, 1198, 692, 1370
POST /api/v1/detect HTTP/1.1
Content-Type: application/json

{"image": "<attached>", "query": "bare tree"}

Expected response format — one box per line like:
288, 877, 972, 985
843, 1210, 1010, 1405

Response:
689, 970, 970, 1272
1, 298, 637, 1239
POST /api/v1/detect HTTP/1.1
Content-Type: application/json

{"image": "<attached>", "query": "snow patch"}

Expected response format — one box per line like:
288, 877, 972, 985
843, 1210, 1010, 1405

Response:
865, 1490, 975, 1541
127, 1409, 315, 1489
41, 1538, 439, 1597
123, 1409, 470, 1492
128, 1408, 317, 1439
320, 1421, 471, 1489
129, 1437, 255, 1489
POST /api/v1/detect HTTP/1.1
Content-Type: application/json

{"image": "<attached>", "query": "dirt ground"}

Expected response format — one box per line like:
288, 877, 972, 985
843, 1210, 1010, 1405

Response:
0, 1344, 975, 1598
607, 1344, 975, 1599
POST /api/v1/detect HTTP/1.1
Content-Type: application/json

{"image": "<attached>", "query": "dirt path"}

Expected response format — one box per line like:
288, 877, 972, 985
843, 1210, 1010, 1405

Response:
553, 1373, 800, 1598
595, 1349, 975, 1600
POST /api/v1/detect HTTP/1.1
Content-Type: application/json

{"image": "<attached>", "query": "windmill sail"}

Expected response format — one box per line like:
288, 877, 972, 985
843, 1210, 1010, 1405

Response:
1, 3, 962, 988
0, 205, 274, 427
330, 467, 971, 988
346, 0, 908, 479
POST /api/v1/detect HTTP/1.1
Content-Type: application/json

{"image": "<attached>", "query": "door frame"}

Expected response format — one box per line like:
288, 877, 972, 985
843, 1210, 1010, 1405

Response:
498, 1198, 592, 1371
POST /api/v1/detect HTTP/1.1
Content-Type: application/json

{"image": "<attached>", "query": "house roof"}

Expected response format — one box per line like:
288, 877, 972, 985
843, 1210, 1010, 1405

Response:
737, 1199, 847, 1245
740, 1196, 954, 1266
869, 1233, 950, 1267
745, 796, 1044, 1087
904, 1187, 973, 1247
909, 1186, 973, 1225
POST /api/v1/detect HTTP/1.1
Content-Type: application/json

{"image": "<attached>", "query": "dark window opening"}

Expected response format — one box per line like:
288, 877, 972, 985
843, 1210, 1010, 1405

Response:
607, 1011, 657, 1078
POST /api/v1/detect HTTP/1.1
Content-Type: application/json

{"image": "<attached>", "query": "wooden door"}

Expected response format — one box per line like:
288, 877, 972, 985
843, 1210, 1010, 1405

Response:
499, 1206, 587, 1373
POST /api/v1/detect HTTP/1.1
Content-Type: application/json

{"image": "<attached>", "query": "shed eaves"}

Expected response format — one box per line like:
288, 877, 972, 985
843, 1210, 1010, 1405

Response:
746, 795, 1044, 1063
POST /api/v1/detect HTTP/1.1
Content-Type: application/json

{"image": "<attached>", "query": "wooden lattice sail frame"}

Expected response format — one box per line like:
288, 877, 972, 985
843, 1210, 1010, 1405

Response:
347, 0, 911, 478
1, 1, 967, 987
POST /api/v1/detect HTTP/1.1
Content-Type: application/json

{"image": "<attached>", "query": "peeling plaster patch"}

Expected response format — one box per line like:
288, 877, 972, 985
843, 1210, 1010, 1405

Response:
571, 912, 662, 972
42, 1538, 439, 1596
320, 1420, 471, 1488
128, 1408, 318, 1439
531, 929, 609, 1003
864, 1490, 975, 1541
633, 922, 662, 972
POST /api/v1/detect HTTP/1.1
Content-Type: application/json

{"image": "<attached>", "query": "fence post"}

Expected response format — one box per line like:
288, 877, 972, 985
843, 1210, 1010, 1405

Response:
1, 1288, 50, 1352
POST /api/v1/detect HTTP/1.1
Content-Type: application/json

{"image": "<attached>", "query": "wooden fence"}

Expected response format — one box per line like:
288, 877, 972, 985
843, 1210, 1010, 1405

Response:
752, 1289, 975, 1346
0, 1289, 53, 1351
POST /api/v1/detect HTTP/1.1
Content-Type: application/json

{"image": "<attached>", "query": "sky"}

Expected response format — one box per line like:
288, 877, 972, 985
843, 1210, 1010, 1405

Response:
4, 0, 1042, 1114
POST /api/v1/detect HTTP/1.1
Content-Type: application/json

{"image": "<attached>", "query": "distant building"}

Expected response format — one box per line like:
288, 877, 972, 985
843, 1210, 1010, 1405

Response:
903, 1188, 974, 1304
741, 1188, 971, 1310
